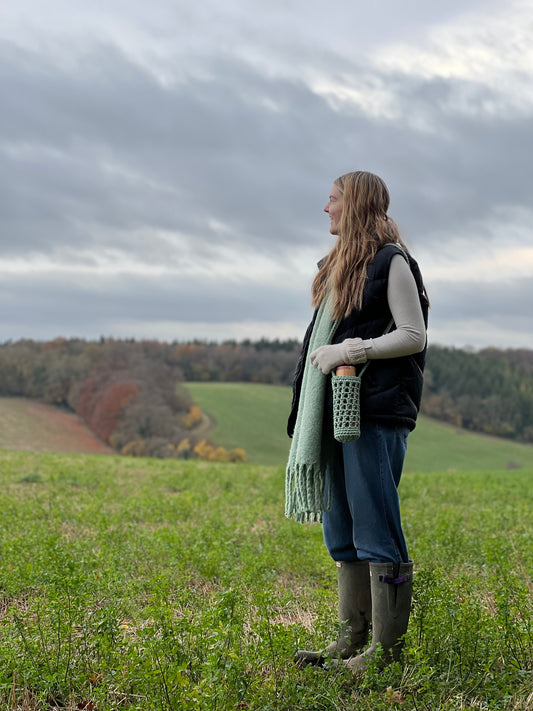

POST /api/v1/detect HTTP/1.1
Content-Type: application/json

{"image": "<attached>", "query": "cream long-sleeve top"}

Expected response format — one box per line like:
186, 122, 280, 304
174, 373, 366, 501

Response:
356, 253, 426, 360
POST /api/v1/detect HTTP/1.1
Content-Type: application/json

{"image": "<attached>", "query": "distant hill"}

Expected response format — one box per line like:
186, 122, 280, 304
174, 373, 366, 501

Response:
1, 384, 532, 474
0, 397, 112, 455
184, 382, 533, 472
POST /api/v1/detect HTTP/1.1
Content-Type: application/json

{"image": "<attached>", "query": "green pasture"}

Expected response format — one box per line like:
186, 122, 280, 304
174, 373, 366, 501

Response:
185, 382, 533, 471
184, 382, 292, 466
0, 450, 531, 710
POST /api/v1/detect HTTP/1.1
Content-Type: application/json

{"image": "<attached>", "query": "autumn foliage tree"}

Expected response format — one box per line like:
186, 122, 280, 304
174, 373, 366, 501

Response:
76, 379, 140, 443
183, 405, 203, 429
191, 439, 247, 462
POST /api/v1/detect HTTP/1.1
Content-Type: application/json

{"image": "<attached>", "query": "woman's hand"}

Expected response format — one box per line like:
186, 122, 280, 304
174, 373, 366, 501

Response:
309, 338, 367, 374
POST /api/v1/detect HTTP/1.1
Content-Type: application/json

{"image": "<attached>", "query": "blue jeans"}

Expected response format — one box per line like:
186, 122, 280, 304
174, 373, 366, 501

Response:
322, 422, 410, 564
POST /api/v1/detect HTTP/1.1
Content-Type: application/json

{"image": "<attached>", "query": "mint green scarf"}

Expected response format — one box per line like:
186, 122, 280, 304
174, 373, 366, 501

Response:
285, 292, 339, 523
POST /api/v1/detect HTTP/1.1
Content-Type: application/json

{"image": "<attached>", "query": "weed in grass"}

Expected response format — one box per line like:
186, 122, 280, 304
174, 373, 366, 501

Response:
18, 471, 43, 484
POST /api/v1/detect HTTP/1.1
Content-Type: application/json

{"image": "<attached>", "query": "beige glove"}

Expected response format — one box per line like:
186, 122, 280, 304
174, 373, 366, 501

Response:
309, 338, 367, 375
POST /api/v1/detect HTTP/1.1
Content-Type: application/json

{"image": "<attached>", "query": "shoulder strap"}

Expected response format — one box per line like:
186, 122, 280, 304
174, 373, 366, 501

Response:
357, 317, 394, 378
384, 242, 409, 263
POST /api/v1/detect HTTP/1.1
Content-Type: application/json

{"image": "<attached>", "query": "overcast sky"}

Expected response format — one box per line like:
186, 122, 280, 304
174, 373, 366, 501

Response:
1, 0, 532, 349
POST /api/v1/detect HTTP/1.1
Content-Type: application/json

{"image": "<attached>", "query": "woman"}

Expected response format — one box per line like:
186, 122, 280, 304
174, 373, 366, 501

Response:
286, 171, 428, 674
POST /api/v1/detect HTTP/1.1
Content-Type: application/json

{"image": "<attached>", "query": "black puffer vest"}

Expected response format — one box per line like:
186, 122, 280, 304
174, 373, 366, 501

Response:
287, 244, 429, 437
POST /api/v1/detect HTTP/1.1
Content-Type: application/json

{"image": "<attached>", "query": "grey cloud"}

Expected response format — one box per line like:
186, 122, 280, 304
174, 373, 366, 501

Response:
3, 36, 530, 259
429, 277, 533, 326
1, 41, 335, 259
1, 8, 532, 346
0, 268, 313, 343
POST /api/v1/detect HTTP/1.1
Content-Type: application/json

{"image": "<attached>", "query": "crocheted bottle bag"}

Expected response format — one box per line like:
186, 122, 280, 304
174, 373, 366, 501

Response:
332, 365, 365, 442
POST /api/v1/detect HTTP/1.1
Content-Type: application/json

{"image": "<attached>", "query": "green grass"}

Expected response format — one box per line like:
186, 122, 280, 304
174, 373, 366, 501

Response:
405, 415, 533, 472
0, 449, 531, 710
185, 382, 533, 471
184, 382, 292, 466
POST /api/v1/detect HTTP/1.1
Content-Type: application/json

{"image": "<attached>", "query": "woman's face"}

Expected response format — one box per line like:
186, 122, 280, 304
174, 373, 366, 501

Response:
324, 184, 343, 235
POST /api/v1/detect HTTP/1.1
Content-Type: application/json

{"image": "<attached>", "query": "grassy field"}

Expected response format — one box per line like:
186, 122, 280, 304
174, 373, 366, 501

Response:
0, 449, 531, 710
184, 382, 533, 471
0, 391, 531, 708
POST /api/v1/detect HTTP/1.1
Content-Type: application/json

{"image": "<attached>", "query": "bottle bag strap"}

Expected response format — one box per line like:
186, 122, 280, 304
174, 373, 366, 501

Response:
356, 316, 395, 379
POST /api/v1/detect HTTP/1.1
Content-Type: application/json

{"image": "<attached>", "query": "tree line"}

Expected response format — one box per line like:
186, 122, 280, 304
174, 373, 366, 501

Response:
0, 338, 531, 455
422, 345, 533, 442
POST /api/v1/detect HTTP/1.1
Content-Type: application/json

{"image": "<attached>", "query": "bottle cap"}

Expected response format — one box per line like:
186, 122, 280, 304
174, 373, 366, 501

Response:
336, 365, 356, 376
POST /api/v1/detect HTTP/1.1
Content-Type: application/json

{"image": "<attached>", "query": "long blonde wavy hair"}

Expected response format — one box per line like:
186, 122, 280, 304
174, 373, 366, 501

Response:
312, 171, 408, 320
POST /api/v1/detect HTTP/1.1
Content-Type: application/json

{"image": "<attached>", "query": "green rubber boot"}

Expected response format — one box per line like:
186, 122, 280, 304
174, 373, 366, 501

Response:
295, 560, 371, 666
345, 561, 413, 675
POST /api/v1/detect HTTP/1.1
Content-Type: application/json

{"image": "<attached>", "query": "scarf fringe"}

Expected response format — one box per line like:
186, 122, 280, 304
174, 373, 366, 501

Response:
285, 462, 327, 524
